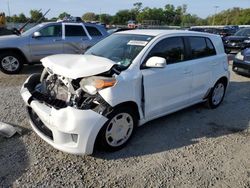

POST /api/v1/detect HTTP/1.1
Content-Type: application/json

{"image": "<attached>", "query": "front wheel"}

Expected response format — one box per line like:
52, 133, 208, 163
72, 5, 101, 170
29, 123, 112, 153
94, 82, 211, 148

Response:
96, 106, 137, 152
0, 52, 24, 74
206, 81, 226, 109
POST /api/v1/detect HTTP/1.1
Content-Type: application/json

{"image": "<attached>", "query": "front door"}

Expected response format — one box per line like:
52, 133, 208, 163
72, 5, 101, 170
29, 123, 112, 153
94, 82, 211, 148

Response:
142, 37, 192, 120
29, 24, 63, 62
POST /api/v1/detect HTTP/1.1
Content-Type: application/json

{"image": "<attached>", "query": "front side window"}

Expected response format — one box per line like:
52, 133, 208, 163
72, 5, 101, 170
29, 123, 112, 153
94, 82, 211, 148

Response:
39, 25, 62, 37
65, 25, 87, 37
85, 34, 154, 69
146, 37, 185, 64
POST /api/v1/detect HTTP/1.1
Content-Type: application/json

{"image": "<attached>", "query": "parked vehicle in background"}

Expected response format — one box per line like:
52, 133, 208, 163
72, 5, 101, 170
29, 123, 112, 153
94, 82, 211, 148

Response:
107, 27, 135, 35
20, 30, 230, 155
188, 27, 206, 32
189, 27, 236, 38
127, 20, 137, 29
223, 27, 250, 54
0, 21, 108, 74
209, 28, 236, 37
233, 48, 250, 76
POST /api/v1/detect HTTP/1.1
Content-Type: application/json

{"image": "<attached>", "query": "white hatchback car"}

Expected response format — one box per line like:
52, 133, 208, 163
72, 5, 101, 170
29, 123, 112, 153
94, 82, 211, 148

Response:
21, 30, 230, 155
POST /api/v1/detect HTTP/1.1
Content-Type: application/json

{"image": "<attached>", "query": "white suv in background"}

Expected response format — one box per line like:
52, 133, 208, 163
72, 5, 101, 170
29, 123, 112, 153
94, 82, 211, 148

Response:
21, 30, 230, 155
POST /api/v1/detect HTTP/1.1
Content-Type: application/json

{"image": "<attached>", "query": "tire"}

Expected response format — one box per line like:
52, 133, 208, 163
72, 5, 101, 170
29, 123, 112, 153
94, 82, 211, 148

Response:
206, 80, 226, 109
0, 52, 24, 74
96, 106, 138, 152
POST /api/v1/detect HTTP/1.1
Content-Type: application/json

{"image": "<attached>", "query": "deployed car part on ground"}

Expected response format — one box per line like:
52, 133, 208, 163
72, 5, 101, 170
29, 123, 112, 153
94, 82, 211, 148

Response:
20, 30, 230, 155
0, 122, 19, 138
0, 21, 109, 74
233, 48, 250, 76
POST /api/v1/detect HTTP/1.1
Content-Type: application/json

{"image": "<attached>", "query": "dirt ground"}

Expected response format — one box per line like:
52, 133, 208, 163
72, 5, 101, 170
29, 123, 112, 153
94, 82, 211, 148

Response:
0, 63, 249, 188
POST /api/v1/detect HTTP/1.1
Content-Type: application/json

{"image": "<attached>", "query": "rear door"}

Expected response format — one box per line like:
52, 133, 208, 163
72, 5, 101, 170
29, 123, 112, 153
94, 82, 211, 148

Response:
185, 36, 217, 102
29, 24, 63, 62
63, 24, 91, 54
142, 37, 192, 119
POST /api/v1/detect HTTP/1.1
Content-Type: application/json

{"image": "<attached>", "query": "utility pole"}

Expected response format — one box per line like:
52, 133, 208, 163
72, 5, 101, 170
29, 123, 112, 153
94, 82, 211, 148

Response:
7, 0, 11, 17
212, 6, 219, 25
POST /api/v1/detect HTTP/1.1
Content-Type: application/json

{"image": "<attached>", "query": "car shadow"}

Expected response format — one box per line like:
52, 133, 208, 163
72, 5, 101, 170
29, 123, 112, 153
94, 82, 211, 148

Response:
94, 80, 250, 160
0, 133, 29, 187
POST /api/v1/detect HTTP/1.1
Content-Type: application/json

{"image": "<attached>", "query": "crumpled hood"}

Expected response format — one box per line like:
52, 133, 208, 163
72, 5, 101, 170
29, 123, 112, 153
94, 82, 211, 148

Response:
41, 54, 115, 79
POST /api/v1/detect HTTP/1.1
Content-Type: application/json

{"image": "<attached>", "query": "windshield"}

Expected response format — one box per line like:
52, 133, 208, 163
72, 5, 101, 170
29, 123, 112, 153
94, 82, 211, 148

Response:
21, 24, 43, 36
85, 34, 154, 68
234, 28, 250, 37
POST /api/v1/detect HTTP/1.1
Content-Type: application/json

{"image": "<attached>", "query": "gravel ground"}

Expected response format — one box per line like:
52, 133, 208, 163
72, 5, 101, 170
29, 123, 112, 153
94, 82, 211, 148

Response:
0, 63, 249, 188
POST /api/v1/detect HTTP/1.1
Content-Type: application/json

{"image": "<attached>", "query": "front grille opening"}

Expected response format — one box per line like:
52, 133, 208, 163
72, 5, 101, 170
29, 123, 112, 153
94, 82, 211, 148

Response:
32, 91, 67, 109
27, 107, 53, 140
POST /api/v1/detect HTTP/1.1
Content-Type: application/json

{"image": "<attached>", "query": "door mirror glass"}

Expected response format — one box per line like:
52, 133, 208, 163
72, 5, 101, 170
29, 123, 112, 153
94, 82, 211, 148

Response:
33, 31, 42, 38
145, 56, 166, 68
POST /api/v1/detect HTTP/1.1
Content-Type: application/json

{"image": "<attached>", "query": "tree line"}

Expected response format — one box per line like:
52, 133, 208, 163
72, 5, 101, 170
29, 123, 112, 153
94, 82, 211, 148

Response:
5, 3, 250, 26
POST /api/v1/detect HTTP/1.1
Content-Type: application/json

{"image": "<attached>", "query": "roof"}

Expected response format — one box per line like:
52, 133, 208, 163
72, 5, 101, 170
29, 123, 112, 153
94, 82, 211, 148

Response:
117, 29, 216, 37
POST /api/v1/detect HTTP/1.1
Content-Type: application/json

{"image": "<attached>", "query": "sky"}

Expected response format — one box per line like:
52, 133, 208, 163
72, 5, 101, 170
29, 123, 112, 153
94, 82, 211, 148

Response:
0, 0, 250, 19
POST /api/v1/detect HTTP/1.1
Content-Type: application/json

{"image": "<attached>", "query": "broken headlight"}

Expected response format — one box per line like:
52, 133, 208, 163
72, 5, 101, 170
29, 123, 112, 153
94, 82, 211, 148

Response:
80, 76, 117, 95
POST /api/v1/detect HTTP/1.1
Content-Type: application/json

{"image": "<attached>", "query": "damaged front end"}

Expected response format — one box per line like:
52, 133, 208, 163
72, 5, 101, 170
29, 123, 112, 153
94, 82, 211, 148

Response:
28, 68, 116, 116
20, 66, 121, 155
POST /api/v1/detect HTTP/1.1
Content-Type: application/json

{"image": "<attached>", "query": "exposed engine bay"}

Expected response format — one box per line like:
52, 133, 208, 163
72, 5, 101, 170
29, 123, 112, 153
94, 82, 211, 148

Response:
30, 68, 120, 116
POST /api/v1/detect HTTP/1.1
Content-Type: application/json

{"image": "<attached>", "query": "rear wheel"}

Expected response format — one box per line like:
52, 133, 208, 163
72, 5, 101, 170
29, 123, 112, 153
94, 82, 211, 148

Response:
0, 52, 24, 74
206, 80, 226, 109
96, 106, 137, 152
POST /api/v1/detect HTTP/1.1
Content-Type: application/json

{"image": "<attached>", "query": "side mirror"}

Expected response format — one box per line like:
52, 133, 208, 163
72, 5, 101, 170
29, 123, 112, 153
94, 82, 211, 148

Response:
145, 56, 166, 68
33, 31, 42, 38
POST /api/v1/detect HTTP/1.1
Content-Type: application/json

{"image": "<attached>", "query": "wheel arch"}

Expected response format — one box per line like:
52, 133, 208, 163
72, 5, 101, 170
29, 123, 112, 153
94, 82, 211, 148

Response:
216, 76, 229, 88
204, 76, 229, 100
0, 48, 28, 63
112, 101, 141, 121
94, 100, 140, 151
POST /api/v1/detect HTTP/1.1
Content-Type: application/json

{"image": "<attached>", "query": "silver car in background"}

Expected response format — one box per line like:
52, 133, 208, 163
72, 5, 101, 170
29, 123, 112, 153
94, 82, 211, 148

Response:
0, 21, 109, 74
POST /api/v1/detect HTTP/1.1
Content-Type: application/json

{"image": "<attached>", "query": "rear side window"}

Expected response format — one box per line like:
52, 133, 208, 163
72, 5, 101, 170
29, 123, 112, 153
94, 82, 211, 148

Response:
205, 38, 216, 56
86, 26, 102, 36
188, 37, 216, 59
147, 37, 185, 64
65, 25, 87, 37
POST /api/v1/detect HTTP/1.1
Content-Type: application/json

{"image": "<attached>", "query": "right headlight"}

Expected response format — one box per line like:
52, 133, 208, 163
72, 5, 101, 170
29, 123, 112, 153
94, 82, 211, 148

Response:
235, 52, 244, 61
80, 76, 117, 95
